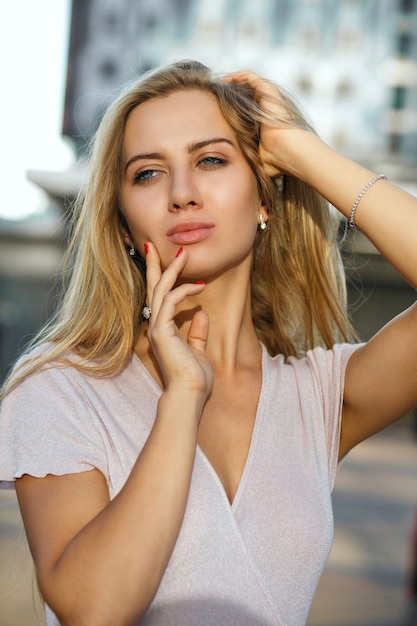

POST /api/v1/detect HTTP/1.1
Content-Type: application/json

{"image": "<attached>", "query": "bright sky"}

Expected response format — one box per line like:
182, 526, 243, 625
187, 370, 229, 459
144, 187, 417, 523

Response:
0, 0, 73, 220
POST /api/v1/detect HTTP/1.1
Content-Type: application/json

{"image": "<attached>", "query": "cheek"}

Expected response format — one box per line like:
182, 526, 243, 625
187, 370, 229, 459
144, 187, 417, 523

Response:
235, 181, 262, 222
214, 169, 259, 211
121, 190, 156, 239
233, 165, 261, 208
122, 208, 171, 266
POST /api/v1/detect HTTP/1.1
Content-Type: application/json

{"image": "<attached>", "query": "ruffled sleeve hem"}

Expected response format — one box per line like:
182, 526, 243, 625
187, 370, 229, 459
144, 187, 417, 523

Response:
1, 463, 101, 490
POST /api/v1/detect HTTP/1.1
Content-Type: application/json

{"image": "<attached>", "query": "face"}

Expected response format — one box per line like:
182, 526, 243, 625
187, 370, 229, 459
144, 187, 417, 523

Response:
120, 89, 265, 280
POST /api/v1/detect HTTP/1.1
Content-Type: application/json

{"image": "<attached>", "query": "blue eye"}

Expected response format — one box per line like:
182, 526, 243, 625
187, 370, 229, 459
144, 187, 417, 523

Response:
133, 169, 158, 184
200, 156, 228, 168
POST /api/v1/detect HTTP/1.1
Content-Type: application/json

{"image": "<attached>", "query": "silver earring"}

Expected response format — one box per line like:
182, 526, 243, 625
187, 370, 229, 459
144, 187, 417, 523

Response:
259, 213, 267, 231
129, 245, 135, 256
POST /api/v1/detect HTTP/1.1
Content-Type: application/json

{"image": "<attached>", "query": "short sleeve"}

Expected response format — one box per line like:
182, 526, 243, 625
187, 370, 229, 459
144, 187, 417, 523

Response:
0, 365, 109, 489
310, 343, 362, 486
289, 342, 362, 490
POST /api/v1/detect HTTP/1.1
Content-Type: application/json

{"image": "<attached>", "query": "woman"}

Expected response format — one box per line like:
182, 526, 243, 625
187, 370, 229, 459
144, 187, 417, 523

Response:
1, 60, 416, 626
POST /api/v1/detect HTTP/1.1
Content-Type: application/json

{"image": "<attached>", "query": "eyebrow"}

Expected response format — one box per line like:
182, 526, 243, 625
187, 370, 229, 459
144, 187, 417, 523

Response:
124, 137, 236, 172
187, 137, 236, 152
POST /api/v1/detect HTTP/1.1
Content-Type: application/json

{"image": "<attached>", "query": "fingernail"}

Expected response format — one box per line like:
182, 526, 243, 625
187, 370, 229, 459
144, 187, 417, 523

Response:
194, 281, 205, 285
175, 246, 184, 258
144, 243, 149, 255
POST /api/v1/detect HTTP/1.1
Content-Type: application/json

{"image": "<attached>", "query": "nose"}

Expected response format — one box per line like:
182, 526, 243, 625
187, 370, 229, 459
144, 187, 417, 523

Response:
168, 169, 203, 212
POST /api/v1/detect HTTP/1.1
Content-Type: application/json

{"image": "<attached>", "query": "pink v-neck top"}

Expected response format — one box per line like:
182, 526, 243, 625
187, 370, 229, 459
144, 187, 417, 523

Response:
0, 342, 359, 625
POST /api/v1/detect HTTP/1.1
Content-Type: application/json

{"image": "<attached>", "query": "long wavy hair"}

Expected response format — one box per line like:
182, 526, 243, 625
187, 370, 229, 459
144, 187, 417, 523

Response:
1, 59, 355, 398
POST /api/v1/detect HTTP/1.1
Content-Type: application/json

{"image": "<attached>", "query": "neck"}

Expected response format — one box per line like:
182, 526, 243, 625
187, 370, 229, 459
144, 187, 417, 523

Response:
180, 274, 260, 371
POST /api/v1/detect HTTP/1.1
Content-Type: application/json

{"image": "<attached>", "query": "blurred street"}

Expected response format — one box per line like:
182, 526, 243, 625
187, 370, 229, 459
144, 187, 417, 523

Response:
308, 418, 417, 626
0, 419, 416, 626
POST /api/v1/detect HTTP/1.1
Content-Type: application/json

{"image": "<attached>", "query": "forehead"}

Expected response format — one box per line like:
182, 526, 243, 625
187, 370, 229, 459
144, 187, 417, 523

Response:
123, 90, 235, 150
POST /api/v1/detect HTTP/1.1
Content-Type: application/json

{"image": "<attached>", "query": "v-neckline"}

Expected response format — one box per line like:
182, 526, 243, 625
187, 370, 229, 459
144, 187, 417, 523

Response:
131, 344, 268, 510
198, 344, 268, 510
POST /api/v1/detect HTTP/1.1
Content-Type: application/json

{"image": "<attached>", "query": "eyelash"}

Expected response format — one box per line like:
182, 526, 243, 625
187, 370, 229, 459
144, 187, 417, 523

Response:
199, 156, 228, 168
133, 169, 158, 184
132, 156, 229, 185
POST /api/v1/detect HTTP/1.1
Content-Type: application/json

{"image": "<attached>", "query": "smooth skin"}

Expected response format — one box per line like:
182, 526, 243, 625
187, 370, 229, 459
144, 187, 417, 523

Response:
16, 79, 417, 626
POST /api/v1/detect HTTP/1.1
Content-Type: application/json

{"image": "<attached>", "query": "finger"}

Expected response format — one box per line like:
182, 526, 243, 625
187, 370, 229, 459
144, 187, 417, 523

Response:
149, 247, 190, 316
145, 244, 187, 304
187, 310, 209, 355
152, 281, 206, 330
223, 71, 263, 100
143, 242, 162, 307
225, 72, 287, 120
223, 69, 260, 83
224, 71, 271, 95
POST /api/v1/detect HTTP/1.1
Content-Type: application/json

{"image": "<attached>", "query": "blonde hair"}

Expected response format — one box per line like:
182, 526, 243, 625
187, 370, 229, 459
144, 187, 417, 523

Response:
1, 60, 354, 398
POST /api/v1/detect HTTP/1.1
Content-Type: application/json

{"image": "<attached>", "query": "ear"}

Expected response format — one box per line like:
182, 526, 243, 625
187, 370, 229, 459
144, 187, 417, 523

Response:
257, 201, 269, 225
120, 222, 133, 248
122, 231, 133, 248
261, 200, 269, 218
119, 208, 133, 247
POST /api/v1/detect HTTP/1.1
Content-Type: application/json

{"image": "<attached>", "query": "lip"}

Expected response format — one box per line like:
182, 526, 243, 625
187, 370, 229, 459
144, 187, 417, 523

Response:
166, 221, 215, 245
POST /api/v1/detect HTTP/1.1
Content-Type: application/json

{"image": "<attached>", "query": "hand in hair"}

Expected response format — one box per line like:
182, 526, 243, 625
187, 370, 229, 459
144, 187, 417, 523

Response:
225, 70, 311, 180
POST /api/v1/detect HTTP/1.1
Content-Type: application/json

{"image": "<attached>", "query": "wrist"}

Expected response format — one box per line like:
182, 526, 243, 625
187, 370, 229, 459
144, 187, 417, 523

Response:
278, 130, 325, 181
158, 385, 208, 426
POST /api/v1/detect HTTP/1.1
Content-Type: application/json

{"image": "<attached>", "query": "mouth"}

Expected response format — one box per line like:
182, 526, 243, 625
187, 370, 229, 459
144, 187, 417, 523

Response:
166, 221, 215, 245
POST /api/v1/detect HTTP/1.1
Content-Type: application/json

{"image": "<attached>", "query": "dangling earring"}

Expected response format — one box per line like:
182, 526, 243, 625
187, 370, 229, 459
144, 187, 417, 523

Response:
259, 213, 267, 231
129, 245, 135, 256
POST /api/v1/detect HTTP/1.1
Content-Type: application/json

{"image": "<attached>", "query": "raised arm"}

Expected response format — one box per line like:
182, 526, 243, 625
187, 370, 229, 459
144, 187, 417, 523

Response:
275, 132, 417, 457
269, 131, 417, 289
227, 70, 417, 458
16, 246, 212, 626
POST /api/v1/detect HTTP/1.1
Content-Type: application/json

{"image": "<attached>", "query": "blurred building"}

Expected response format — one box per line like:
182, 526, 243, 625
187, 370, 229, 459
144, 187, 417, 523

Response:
62, 0, 417, 165
1, 0, 416, 381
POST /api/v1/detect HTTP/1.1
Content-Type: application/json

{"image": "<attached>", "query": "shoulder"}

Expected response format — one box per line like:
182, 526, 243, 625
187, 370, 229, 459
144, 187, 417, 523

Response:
265, 342, 361, 376
9, 342, 138, 387
263, 342, 362, 412
2, 345, 142, 417
291, 342, 360, 371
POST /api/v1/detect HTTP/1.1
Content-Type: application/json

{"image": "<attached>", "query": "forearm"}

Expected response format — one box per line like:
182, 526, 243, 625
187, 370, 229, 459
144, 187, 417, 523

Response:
281, 131, 417, 289
45, 389, 204, 626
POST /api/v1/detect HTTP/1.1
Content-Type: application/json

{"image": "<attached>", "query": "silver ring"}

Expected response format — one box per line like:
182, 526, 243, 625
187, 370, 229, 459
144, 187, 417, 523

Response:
142, 306, 152, 320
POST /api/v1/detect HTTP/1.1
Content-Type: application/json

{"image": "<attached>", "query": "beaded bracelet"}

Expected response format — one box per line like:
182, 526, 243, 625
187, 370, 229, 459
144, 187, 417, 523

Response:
348, 174, 388, 230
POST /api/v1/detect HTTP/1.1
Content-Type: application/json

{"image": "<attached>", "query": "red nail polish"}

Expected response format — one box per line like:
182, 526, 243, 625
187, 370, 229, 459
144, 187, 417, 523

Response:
195, 281, 205, 285
175, 246, 184, 258
144, 243, 149, 255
